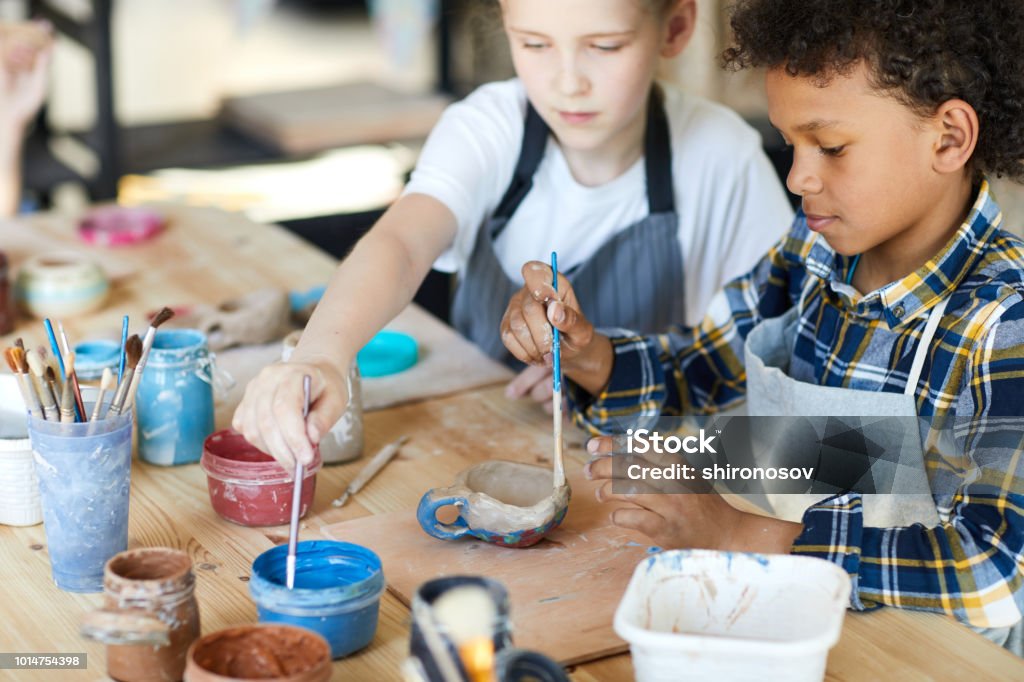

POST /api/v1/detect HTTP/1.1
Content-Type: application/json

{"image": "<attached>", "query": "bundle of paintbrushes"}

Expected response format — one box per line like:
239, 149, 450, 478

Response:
2, 307, 174, 425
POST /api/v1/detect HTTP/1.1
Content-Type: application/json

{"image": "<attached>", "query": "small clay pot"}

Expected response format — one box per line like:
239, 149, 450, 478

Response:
184, 624, 332, 682
81, 547, 201, 682
14, 251, 108, 318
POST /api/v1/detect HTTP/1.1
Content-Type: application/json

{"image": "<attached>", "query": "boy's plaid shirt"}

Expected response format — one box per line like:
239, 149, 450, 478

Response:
569, 180, 1024, 627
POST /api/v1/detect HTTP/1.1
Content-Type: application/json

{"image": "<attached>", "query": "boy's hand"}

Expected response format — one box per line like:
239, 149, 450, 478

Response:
232, 357, 349, 472
501, 261, 614, 395
501, 261, 593, 366
584, 436, 804, 552
505, 365, 558, 413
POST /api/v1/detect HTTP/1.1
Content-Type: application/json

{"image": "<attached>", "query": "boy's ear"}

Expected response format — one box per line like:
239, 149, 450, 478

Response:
662, 0, 697, 58
931, 99, 979, 175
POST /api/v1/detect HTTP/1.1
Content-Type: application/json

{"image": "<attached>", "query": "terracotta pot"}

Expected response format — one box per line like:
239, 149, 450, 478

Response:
184, 624, 332, 682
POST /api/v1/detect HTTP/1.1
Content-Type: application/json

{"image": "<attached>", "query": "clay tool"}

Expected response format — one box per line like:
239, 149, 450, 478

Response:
90, 368, 116, 422
125, 307, 174, 411
551, 252, 565, 488
5, 347, 41, 418
332, 435, 409, 507
286, 374, 312, 590
26, 349, 59, 421
59, 352, 77, 423
57, 321, 86, 421
107, 335, 142, 418
117, 314, 129, 385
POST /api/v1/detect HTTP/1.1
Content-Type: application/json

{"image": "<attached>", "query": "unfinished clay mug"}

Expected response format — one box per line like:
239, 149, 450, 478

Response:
417, 460, 570, 548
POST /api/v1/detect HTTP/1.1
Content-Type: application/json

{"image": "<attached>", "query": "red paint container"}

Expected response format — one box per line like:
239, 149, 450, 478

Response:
200, 429, 321, 527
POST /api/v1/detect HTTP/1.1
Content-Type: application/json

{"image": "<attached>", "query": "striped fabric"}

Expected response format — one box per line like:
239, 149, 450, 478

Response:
568, 180, 1024, 627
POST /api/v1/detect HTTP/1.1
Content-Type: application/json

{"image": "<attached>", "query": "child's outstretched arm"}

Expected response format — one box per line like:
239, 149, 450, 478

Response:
232, 193, 458, 470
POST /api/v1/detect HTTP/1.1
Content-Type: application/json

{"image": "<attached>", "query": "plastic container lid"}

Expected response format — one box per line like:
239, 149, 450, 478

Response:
73, 339, 121, 380
357, 330, 418, 378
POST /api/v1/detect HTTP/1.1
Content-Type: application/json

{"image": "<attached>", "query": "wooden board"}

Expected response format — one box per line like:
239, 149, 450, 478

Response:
320, 467, 654, 666
221, 81, 452, 154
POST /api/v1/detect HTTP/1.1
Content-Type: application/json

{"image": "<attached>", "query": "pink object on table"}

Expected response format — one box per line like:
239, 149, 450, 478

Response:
78, 207, 166, 246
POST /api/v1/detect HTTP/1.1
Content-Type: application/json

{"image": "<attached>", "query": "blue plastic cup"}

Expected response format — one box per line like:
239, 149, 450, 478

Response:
28, 406, 133, 592
250, 540, 384, 659
137, 329, 215, 466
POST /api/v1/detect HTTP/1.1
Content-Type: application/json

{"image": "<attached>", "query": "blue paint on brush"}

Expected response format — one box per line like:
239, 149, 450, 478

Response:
250, 540, 384, 659
551, 252, 561, 393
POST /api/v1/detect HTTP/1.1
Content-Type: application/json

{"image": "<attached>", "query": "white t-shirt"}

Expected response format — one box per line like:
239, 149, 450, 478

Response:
403, 79, 794, 326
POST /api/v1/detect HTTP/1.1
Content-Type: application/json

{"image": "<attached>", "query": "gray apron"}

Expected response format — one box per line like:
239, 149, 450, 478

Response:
450, 87, 685, 365
743, 274, 1023, 654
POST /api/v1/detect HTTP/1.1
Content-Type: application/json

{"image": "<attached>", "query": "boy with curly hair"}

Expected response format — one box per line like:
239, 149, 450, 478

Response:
499, 0, 1024, 653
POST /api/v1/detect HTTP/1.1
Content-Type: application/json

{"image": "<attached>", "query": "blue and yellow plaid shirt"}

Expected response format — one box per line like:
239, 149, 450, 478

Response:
569, 180, 1024, 627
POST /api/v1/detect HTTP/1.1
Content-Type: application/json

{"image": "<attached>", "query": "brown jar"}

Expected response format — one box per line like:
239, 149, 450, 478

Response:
184, 624, 332, 682
82, 548, 201, 682
0, 251, 12, 335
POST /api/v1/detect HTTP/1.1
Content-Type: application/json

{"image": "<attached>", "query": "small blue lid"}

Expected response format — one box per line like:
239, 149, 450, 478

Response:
357, 330, 418, 377
73, 339, 121, 380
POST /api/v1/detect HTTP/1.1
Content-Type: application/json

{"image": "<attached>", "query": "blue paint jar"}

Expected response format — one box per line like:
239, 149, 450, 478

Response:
250, 540, 384, 659
136, 329, 215, 466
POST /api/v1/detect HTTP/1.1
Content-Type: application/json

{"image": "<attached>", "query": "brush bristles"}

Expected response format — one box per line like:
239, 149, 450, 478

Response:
45, 366, 57, 383
4, 348, 19, 374
151, 307, 174, 328
26, 350, 44, 376
100, 367, 115, 391
14, 337, 25, 351
11, 347, 27, 374
126, 335, 142, 369
63, 351, 75, 375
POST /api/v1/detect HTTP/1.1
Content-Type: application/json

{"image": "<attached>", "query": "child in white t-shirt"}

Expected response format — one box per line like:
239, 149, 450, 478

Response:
233, 0, 793, 470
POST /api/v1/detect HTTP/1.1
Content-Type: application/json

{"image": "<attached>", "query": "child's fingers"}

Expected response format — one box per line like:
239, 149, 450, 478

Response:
520, 261, 561, 303
504, 296, 547, 362
505, 364, 550, 399
610, 507, 668, 541
548, 300, 594, 352
528, 373, 554, 403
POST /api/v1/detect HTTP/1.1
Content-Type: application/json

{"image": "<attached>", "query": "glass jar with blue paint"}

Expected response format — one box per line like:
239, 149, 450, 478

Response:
250, 540, 384, 659
136, 329, 216, 466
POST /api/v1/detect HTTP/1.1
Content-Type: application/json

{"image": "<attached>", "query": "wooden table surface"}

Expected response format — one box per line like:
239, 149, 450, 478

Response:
2, 206, 1022, 681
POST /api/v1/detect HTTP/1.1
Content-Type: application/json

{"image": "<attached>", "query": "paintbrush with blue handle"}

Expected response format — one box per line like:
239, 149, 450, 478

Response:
551, 252, 565, 488
287, 374, 312, 590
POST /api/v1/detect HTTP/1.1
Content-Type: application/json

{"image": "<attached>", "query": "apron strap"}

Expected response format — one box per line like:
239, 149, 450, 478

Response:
490, 103, 549, 228
903, 296, 951, 396
490, 86, 675, 239
644, 85, 675, 214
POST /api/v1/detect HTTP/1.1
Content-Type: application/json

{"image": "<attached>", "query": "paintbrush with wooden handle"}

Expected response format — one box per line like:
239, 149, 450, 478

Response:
107, 335, 142, 418
5, 347, 42, 419
59, 352, 77, 423
90, 368, 116, 423
57, 321, 86, 421
26, 349, 59, 421
13, 344, 46, 420
124, 307, 174, 412
44, 365, 61, 413
550, 252, 565, 489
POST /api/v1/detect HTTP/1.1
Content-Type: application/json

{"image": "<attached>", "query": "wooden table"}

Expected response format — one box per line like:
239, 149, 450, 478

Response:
2, 206, 1022, 681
